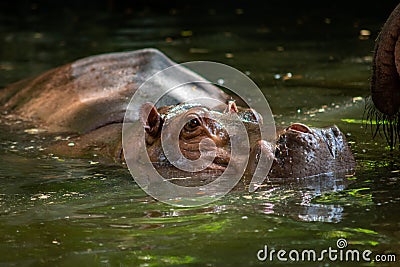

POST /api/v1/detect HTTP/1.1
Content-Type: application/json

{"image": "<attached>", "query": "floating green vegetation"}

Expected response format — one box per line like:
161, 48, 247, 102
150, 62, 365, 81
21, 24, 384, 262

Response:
313, 187, 373, 206
341, 118, 388, 124
345, 227, 378, 235
321, 228, 380, 246
349, 240, 379, 246
347, 188, 370, 197
359, 159, 392, 170
193, 219, 227, 233
321, 230, 352, 239
341, 119, 367, 124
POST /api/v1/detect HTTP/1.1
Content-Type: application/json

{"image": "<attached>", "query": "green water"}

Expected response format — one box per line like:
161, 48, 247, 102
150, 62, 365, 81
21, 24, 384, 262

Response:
0, 1, 399, 266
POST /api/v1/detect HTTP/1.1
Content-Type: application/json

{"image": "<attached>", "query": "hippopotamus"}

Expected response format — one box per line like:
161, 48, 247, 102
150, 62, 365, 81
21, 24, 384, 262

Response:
138, 101, 355, 182
0, 48, 355, 182
368, 3, 400, 148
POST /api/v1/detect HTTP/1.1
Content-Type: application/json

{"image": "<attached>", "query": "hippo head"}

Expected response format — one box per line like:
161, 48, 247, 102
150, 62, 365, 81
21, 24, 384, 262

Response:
139, 101, 356, 181
139, 101, 260, 173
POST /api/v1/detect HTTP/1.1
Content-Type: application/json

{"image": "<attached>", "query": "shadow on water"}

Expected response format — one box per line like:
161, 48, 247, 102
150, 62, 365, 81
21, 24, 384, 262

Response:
0, 0, 399, 266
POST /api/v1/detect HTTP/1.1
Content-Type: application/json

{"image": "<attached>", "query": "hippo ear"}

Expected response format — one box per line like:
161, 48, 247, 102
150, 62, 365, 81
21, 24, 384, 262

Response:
225, 100, 238, 113
140, 102, 161, 136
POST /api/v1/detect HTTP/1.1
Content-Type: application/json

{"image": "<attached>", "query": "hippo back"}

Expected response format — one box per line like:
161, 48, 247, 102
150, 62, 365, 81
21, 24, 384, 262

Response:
0, 48, 230, 134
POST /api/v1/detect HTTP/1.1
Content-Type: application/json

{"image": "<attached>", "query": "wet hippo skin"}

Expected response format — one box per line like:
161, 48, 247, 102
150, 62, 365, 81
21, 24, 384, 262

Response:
0, 48, 230, 161
0, 48, 356, 179
0, 48, 229, 134
368, 3, 400, 147
140, 102, 356, 180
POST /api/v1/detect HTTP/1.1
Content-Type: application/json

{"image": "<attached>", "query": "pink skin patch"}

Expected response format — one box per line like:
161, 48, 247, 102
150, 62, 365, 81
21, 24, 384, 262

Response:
286, 123, 312, 134
225, 100, 239, 113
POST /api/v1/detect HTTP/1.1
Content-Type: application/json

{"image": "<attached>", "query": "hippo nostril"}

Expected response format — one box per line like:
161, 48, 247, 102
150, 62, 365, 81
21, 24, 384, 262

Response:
286, 123, 312, 134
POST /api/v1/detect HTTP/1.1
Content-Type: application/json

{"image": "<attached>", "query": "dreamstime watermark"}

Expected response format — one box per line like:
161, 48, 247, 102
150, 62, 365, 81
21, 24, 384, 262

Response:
122, 61, 276, 207
256, 238, 396, 263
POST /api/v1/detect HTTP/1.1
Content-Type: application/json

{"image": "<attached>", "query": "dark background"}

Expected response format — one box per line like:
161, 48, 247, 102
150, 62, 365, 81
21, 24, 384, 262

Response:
1, 1, 399, 46
1, 0, 399, 86
1, 1, 398, 18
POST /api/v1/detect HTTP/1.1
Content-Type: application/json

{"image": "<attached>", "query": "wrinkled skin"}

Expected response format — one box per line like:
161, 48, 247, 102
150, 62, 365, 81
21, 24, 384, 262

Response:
0, 48, 355, 180
140, 102, 355, 179
269, 123, 355, 178
368, 3, 400, 147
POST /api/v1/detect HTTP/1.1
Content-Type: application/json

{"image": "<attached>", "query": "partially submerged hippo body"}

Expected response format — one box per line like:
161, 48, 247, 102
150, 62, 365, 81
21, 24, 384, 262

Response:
0, 49, 230, 161
0, 48, 355, 180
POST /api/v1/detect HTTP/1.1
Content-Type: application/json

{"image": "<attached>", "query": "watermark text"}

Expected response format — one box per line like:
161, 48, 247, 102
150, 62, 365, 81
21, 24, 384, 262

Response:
257, 239, 396, 263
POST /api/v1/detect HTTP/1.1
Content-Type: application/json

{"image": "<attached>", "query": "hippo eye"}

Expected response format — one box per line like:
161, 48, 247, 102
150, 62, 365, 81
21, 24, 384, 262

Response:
185, 118, 201, 130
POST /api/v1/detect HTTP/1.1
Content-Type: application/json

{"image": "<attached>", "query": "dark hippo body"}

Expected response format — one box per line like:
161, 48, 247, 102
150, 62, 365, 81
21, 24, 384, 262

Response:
0, 48, 355, 180
368, 3, 400, 147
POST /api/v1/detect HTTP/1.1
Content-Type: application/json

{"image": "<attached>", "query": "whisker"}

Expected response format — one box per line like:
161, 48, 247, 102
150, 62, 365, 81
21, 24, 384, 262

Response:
365, 97, 399, 149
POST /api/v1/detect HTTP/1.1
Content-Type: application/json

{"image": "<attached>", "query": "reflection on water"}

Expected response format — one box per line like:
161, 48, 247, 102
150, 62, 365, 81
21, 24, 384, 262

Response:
0, 1, 400, 266
256, 174, 353, 223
